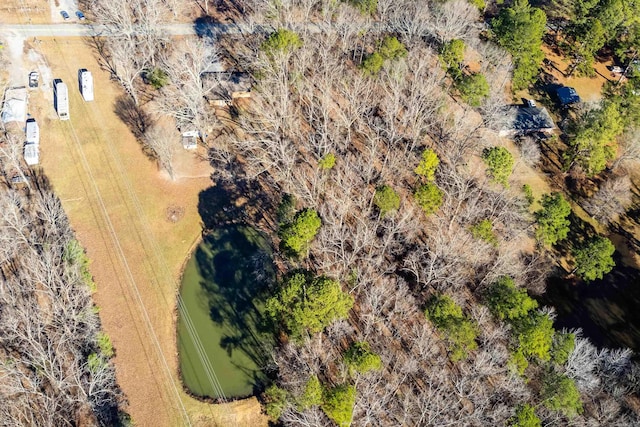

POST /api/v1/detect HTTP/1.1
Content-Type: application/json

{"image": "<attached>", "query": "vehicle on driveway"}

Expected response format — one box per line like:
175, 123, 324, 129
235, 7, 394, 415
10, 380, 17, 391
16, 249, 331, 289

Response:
28, 71, 39, 88
60, 10, 70, 20
76, 11, 85, 20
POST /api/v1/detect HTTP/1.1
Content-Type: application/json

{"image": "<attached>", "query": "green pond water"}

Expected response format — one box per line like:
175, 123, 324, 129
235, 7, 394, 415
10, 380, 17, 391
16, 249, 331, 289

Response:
177, 225, 275, 399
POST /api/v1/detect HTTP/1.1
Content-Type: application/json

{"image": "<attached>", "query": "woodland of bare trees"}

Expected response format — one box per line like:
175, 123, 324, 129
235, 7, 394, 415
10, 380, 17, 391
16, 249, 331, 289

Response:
80, 0, 640, 425
202, 0, 639, 425
0, 128, 124, 425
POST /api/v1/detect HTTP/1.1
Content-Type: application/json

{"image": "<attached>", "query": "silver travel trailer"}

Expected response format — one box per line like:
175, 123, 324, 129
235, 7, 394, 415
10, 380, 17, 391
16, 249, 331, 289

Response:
78, 69, 94, 102
25, 118, 39, 144
54, 80, 69, 120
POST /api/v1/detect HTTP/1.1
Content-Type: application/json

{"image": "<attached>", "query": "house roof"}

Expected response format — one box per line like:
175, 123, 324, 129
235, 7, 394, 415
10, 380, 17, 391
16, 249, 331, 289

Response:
555, 86, 581, 105
513, 107, 555, 131
500, 106, 555, 136
201, 72, 252, 101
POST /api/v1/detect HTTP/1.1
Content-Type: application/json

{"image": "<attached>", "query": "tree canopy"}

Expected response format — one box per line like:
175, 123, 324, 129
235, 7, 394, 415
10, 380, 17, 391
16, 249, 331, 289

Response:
414, 183, 444, 215
486, 276, 539, 321
510, 404, 541, 427
343, 341, 383, 374
261, 28, 303, 54
322, 384, 356, 426
572, 236, 616, 281
426, 295, 479, 361
535, 193, 572, 246
567, 101, 624, 175
265, 272, 354, 339
414, 148, 440, 181
482, 146, 514, 187
374, 185, 401, 217
492, 0, 547, 90
514, 311, 555, 361
279, 208, 322, 257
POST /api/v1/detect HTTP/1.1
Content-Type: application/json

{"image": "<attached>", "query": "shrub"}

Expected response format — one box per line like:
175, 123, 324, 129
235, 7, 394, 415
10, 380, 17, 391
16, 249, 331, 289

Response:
96, 332, 114, 358
279, 208, 321, 257
145, 68, 169, 89
261, 29, 302, 54
522, 184, 535, 205
277, 193, 297, 225
344, 341, 383, 374
542, 372, 583, 418
298, 375, 323, 409
469, 219, 498, 246
413, 183, 444, 215
264, 385, 289, 420
414, 148, 439, 181
322, 384, 356, 426
510, 404, 541, 427
318, 153, 336, 170
535, 193, 571, 246
361, 52, 384, 75
347, 0, 377, 14
482, 146, 514, 187
64, 239, 96, 291
374, 185, 401, 217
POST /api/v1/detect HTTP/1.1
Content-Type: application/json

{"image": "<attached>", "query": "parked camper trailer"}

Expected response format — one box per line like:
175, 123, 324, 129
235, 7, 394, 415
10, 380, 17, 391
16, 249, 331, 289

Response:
54, 80, 70, 120
78, 69, 94, 102
24, 143, 39, 166
25, 118, 39, 144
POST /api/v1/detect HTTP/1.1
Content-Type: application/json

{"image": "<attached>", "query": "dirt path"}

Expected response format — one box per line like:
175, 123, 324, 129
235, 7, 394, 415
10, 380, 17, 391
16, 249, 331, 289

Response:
20, 36, 266, 426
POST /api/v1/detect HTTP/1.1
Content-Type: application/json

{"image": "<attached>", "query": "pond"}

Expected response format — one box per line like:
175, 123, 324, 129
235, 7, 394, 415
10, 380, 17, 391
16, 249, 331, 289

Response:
177, 225, 275, 399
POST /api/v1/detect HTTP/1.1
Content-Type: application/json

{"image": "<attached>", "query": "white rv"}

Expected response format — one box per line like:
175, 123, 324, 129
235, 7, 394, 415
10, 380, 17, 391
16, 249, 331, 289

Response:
24, 143, 39, 166
54, 80, 70, 120
79, 69, 94, 102
25, 118, 39, 144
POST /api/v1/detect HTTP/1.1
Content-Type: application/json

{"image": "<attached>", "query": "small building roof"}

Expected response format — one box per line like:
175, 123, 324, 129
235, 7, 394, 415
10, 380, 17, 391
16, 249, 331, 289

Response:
201, 72, 252, 102
500, 106, 555, 136
2, 87, 28, 123
555, 86, 581, 105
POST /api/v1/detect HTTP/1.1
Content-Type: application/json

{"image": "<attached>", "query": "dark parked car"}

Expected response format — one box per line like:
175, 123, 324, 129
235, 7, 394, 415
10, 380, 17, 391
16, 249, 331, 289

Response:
76, 10, 85, 20
60, 10, 70, 20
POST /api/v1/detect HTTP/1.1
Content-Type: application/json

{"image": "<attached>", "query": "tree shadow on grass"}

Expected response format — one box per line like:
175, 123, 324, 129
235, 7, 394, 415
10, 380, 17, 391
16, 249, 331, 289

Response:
543, 256, 640, 355
197, 177, 278, 233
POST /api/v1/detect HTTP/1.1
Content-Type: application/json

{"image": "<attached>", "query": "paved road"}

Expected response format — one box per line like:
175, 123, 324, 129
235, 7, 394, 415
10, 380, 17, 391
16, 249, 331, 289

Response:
0, 22, 277, 38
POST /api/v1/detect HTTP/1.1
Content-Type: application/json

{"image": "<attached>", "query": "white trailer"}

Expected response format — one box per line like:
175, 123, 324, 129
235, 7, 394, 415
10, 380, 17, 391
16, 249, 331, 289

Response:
25, 118, 39, 144
54, 80, 70, 120
24, 143, 39, 166
78, 69, 94, 102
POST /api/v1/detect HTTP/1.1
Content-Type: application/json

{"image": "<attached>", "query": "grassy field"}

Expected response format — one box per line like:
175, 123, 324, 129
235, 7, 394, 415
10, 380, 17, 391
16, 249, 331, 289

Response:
23, 36, 266, 426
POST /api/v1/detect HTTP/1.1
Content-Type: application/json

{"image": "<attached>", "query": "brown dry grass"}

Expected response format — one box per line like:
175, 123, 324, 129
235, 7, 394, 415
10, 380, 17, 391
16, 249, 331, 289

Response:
0, 0, 50, 24
25, 36, 266, 427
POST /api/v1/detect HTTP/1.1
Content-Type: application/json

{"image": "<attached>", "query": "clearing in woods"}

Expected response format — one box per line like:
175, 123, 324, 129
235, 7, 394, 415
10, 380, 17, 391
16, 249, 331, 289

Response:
22, 36, 267, 426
